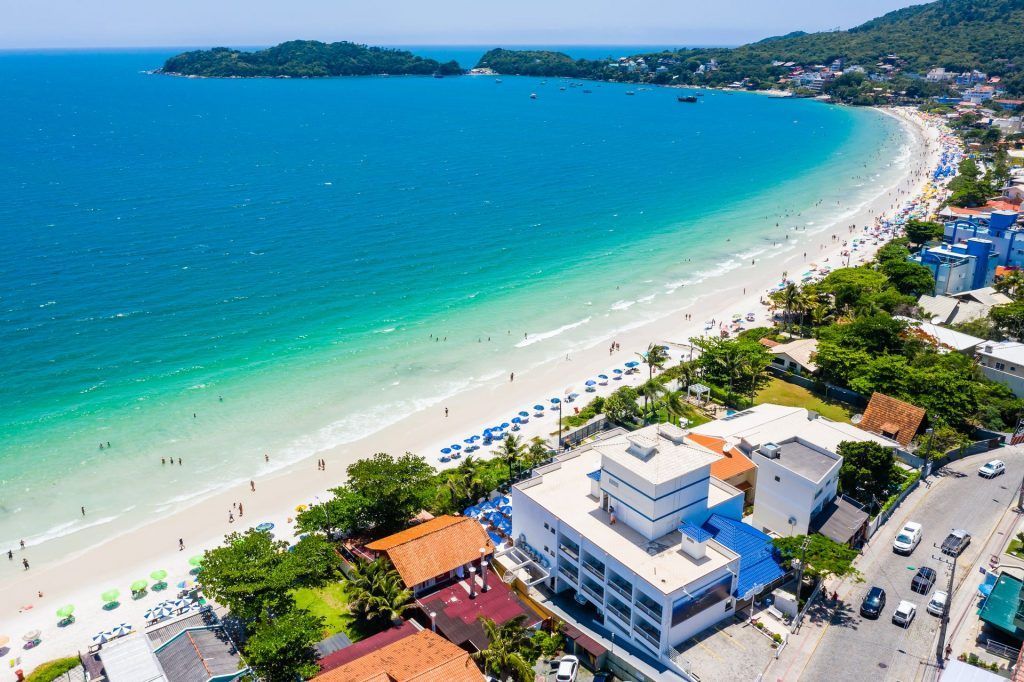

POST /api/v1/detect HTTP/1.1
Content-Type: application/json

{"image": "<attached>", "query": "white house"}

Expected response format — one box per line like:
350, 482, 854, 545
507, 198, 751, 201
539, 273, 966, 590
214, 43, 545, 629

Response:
510, 423, 785, 674
894, 316, 984, 354
768, 338, 819, 375
690, 404, 898, 541
977, 341, 1024, 396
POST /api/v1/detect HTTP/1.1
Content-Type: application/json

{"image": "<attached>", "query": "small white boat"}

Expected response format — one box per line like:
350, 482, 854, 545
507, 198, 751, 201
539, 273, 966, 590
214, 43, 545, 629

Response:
530, 93, 537, 99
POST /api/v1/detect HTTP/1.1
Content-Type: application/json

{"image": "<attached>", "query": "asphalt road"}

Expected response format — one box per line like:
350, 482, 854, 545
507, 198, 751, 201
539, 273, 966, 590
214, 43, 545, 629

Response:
798, 446, 1024, 682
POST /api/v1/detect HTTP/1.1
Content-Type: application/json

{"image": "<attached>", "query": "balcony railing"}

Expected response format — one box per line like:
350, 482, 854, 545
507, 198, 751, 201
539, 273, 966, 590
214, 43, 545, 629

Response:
558, 543, 579, 562
607, 578, 632, 600
634, 598, 663, 623
558, 564, 578, 583
580, 580, 605, 602
606, 600, 631, 625
581, 559, 606, 580
633, 624, 662, 651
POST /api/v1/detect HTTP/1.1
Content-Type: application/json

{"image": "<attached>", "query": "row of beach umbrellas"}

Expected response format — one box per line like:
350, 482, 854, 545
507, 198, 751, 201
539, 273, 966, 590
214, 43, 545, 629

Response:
438, 359, 650, 463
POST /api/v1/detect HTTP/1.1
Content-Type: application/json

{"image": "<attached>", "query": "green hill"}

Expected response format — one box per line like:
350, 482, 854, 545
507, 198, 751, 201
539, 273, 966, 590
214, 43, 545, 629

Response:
475, 0, 1024, 95
160, 41, 463, 78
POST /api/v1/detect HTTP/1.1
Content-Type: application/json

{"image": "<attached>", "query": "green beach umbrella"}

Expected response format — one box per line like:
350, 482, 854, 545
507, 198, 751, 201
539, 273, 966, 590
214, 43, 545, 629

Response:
130, 579, 148, 592
56, 604, 75, 619
101, 589, 120, 603
188, 554, 204, 568
150, 569, 168, 581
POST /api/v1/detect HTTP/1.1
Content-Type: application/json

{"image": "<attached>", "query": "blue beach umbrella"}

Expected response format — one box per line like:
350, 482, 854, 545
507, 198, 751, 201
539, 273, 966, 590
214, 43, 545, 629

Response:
451, 444, 461, 450
518, 411, 529, 417
625, 361, 639, 368
533, 404, 545, 411
550, 397, 561, 405
463, 438, 474, 444
488, 531, 503, 545
511, 417, 521, 424
613, 368, 623, 374
500, 422, 510, 429
464, 505, 481, 517
598, 374, 608, 380
256, 522, 274, 532
486, 512, 504, 524
441, 447, 451, 454
585, 379, 596, 386
568, 393, 580, 400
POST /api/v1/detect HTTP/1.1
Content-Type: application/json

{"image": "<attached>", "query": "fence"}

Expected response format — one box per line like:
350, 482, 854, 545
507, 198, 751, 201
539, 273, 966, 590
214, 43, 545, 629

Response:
792, 579, 824, 633
931, 437, 1004, 469
561, 415, 611, 448
982, 637, 1021, 660
765, 367, 867, 408
866, 475, 921, 539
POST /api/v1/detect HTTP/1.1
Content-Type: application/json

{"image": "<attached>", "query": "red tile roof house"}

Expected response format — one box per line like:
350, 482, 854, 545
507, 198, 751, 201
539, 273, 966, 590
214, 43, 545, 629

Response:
364, 515, 495, 596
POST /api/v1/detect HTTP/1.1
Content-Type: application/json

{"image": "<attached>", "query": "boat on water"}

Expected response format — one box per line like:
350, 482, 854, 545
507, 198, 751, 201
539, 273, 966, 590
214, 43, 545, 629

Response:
583, 89, 592, 94
625, 91, 635, 96
432, 72, 444, 79
495, 78, 502, 83
677, 95, 698, 103
530, 93, 537, 99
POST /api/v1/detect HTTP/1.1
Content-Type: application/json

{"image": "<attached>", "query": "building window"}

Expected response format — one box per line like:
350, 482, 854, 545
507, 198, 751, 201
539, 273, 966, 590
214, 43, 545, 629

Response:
608, 478, 619, 487
815, 488, 823, 498
543, 522, 549, 530
774, 475, 781, 482
1012, 367, 1018, 372
550, 527, 556, 535
996, 362, 1006, 371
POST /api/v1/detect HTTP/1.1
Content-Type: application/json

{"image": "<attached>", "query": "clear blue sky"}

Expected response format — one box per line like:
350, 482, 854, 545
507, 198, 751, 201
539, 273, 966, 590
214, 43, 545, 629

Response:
2, 0, 930, 49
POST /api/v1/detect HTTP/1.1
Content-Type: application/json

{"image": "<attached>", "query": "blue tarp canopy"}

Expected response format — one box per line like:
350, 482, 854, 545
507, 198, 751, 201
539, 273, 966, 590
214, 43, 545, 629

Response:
586, 469, 602, 481
702, 513, 786, 599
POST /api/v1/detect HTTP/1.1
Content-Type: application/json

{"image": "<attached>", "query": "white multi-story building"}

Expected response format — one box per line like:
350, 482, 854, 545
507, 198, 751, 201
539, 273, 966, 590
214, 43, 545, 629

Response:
977, 341, 1024, 397
690, 404, 898, 538
511, 423, 785, 673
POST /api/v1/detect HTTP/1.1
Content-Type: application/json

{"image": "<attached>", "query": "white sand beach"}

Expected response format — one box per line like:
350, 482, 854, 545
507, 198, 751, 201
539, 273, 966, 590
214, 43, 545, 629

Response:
0, 107, 956, 673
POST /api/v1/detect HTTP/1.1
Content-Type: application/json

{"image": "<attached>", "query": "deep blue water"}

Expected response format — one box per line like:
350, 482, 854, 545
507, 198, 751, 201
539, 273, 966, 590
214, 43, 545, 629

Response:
0, 49, 906, 550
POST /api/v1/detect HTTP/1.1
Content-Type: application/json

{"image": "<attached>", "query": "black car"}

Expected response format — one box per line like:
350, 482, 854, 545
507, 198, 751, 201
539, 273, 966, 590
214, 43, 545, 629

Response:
860, 586, 886, 618
912, 567, 937, 595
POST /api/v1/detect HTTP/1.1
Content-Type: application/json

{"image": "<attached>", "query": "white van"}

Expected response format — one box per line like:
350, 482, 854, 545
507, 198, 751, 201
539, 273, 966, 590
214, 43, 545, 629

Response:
893, 521, 923, 555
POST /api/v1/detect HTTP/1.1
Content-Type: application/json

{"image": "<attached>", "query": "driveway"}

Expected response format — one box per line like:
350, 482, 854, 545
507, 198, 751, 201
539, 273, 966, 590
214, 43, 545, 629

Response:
675, 608, 780, 681
789, 446, 1024, 682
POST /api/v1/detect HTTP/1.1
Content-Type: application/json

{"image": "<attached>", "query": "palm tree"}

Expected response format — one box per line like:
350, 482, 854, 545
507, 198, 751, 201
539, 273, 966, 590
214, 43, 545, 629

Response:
525, 437, 550, 471
639, 379, 665, 422
442, 456, 486, 509
493, 434, 526, 482
662, 389, 687, 426
343, 558, 414, 631
474, 616, 535, 682
996, 269, 1024, 300
637, 343, 669, 381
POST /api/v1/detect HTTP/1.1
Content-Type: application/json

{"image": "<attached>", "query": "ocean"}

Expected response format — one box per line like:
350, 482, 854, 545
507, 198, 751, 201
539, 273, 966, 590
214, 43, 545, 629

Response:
0, 48, 909, 552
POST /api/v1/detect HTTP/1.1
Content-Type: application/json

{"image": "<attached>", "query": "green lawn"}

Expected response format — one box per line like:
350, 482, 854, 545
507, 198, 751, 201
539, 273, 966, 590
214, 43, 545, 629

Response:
1008, 539, 1024, 558
754, 378, 853, 423
293, 582, 351, 638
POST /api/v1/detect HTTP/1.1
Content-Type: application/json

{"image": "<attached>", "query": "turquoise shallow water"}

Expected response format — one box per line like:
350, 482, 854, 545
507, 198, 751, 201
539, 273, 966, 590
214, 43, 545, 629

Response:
0, 49, 908, 551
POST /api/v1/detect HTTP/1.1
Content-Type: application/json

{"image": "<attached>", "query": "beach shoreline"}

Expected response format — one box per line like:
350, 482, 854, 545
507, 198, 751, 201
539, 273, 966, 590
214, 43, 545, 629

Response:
0, 105, 951, 672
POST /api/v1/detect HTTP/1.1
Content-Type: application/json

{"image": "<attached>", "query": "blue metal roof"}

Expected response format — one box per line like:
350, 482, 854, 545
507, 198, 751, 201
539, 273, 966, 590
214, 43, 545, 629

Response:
678, 520, 713, 543
586, 469, 602, 481
702, 513, 786, 598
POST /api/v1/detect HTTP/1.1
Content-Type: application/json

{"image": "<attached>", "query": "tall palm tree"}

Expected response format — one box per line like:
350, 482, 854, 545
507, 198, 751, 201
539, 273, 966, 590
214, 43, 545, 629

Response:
343, 558, 414, 630
639, 379, 665, 422
493, 434, 526, 482
474, 616, 535, 682
637, 343, 669, 381
443, 456, 486, 509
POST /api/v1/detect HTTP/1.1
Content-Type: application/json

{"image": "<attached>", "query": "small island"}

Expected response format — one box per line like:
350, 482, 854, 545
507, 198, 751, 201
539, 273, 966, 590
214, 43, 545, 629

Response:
159, 40, 463, 78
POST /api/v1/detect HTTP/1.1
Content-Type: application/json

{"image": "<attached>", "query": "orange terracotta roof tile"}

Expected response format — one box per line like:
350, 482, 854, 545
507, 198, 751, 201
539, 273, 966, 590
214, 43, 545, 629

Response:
759, 338, 781, 348
366, 515, 494, 588
688, 434, 756, 480
315, 630, 484, 682
857, 392, 926, 447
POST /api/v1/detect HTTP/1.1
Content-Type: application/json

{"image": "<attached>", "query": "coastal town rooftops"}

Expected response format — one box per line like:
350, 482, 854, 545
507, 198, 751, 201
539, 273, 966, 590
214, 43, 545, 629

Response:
98, 636, 167, 682
895, 316, 984, 352
593, 423, 722, 484
768, 338, 819, 372
978, 340, 1024, 365
857, 393, 926, 448
313, 629, 484, 682
690, 403, 896, 455
365, 515, 494, 589
917, 294, 991, 326
516, 447, 735, 594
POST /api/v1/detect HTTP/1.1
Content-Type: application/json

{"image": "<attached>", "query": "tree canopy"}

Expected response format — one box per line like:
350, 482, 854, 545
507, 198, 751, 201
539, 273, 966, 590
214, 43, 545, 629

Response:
773, 534, 862, 582
836, 441, 900, 509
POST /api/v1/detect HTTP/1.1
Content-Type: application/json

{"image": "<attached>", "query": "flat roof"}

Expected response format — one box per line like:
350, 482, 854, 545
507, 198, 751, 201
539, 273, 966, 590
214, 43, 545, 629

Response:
516, 448, 735, 595
594, 425, 721, 485
98, 635, 167, 682
760, 439, 838, 482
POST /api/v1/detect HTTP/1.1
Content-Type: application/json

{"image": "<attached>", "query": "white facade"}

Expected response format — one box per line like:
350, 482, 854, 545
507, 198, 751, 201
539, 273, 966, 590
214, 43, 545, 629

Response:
748, 441, 841, 537
511, 424, 744, 672
977, 341, 1024, 397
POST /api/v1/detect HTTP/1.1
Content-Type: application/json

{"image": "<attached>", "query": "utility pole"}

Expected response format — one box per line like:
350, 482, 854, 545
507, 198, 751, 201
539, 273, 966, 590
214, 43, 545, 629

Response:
934, 551, 957, 669
792, 537, 811, 632
1018, 470, 1024, 512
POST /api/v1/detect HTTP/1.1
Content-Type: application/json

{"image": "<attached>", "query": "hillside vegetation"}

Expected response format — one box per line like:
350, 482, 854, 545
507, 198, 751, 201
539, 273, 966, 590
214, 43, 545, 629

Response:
161, 40, 462, 78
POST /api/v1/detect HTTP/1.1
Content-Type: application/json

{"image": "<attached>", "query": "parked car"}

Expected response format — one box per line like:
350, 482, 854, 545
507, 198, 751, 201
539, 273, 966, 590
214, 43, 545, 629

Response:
979, 460, 1006, 478
893, 521, 923, 555
860, 586, 886, 618
927, 591, 948, 616
911, 566, 937, 594
893, 600, 917, 627
556, 655, 580, 682
941, 529, 971, 556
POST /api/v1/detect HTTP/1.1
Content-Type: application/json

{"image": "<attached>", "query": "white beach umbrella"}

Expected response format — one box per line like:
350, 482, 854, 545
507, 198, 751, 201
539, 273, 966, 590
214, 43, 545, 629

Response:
92, 631, 111, 644
108, 623, 133, 637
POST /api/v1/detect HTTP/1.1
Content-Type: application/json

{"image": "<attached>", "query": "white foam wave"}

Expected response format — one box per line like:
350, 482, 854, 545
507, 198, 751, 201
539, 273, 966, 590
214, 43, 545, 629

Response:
610, 300, 635, 311
516, 317, 591, 348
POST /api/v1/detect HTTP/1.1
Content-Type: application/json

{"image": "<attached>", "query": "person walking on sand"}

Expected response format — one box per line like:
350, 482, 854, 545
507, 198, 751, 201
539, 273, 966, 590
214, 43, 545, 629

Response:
264, 453, 269, 463
178, 457, 182, 465
444, 407, 449, 418
7, 549, 12, 560
81, 506, 85, 516
178, 538, 184, 551
23, 558, 29, 570
250, 480, 255, 492
238, 503, 244, 517
228, 511, 234, 523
